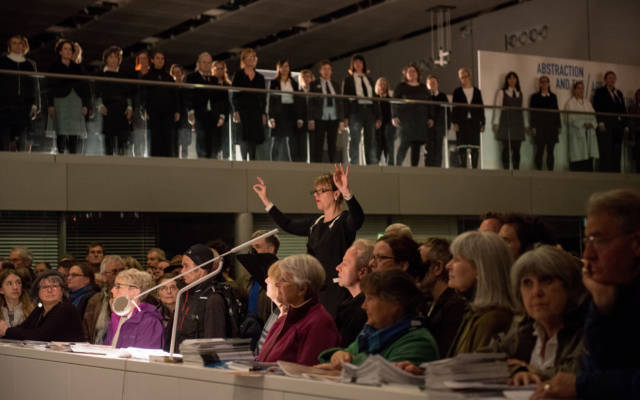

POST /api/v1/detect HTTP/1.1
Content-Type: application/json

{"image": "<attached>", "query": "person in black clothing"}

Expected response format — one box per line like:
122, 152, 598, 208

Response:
130, 50, 151, 157
232, 48, 267, 161
529, 75, 562, 171
0, 34, 39, 152
426, 75, 449, 168
492, 71, 526, 170
342, 54, 381, 165
185, 52, 229, 159
0, 271, 84, 342
48, 39, 91, 154
268, 59, 304, 162
144, 51, 180, 157
252, 163, 364, 317
374, 77, 395, 166
393, 63, 430, 167
308, 60, 344, 163
169, 64, 192, 159
451, 67, 485, 168
96, 46, 132, 156
294, 69, 314, 163
335, 239, 372, 346
169, 244, 228, 352
592, 71, 628, 172
418, 238, 466, 356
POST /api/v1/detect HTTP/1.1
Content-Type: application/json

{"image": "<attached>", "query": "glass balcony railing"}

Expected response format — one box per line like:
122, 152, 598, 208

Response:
1, 69, 638, 173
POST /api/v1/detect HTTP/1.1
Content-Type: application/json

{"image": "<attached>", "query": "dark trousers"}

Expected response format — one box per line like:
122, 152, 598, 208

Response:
534, 134, 556, 170
104, 135, 127, 155
456, 119, 480, 168
0, 107, 30, 151
425, 127, 444, 167
290, 129, 307, 162
56, 135, 79, 154
597, 127, 623, 172
312, 120, 339, 163
149, 115, 176, 157
348, 106, 377, 165
195, 112, 222, 159
457, 146, 479, 168
501, 139, 522, 170
376, 122, 395, 166
570, 159, 594, 172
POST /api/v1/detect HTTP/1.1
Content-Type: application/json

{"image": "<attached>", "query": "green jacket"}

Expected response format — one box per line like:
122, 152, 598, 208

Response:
447, 306, 513, 357
318, 327, 439, 366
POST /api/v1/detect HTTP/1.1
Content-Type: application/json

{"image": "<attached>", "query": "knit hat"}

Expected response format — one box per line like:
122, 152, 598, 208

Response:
184, 244, 214, 267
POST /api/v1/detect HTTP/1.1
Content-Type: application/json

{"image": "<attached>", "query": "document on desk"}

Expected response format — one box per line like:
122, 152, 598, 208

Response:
277, 361, 341, 382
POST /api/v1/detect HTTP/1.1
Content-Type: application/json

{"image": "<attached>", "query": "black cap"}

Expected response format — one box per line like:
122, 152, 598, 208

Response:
184, 244, 214, 267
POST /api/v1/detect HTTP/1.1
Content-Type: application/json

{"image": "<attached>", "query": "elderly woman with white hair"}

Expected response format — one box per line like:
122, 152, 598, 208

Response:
257, 254, 341, 365
480, 245, 587, 386
446, 231, 514, 356
105, 269, 164, 349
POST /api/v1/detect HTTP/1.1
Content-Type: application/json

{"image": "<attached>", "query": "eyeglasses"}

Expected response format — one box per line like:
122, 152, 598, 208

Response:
113, 283, 139, 290
159, 286, 178, 293
40, 284, 61, 291
582, 233, 630, 250
310, 188, 333, 196
372, 255, 394, 263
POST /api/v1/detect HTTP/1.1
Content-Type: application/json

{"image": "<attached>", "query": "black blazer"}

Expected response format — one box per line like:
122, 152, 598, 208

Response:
268, 78, 304, 121
144, 67, 179, 116
308, 78, 344, 121
231, 69, 266, 115
529, 92, 561, 132
341, 74, 381, 119
451, 86, 485, 128
185, 72, 230, 119
47, 60, 91, 108
592, 86, 627, 131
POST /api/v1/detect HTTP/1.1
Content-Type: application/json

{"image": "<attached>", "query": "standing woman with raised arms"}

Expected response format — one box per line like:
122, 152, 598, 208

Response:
252, 164, 364, 317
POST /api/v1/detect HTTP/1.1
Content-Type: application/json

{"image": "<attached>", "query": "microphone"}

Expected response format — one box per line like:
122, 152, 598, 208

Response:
111, 229, 279, 318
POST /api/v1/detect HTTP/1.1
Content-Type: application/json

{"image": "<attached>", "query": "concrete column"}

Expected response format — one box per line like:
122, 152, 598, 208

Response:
234, 212, 253, 279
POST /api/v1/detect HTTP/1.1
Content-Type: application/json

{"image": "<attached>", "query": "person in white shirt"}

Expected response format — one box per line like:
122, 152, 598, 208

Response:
564, 81, 599, 171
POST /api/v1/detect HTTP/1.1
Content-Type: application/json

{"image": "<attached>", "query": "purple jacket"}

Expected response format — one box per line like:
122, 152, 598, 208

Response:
105, 302, 164, 349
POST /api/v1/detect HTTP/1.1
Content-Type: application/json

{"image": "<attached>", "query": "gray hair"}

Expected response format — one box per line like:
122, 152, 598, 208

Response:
115, 269, 154, 301
384, 223, 414, 239
450, 231, 514, 311
278, 254, 325, 299
11, 247, 32, 264
511, 245, 586, 315
147, 248, 166, 261
587, 189, 640, 233
100, 255, 124, 274
352, 239, 374, 271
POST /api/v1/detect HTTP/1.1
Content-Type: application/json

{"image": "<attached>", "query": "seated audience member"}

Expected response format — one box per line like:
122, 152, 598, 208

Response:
147, 248, 166, 271
122, 256, 142, 271
34, 262, 52, 277
155, 272, 182, 340
478, 212, 503, 233
83, 255, 125, 344
8, 247, 32, 270
0, 271, 84, 342
171, 244, 228, 352
256, 262, 286, 353
150, 260, 170, 282
105, 269, 163, 349
0, 269, 34, 327
258, 254, 340, 365
335, 239, 373, 347
418, 238, 467, 357
532, 189, 640, 400
67, 261, 97, 319
447, 231, 514, 356
499, 213, 555, 260
481, 245, 587, 385
244, 230, 280, 325
371, 234, 425, 281
384, 223, 414, 239
86, 242, 105, 272
57, 259, 74, 280
13, 267, 34, 295
317, 269, 439, 369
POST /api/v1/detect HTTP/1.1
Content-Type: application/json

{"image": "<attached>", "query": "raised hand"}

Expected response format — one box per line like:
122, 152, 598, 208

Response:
252, 176, 272, 207
332, 163, 351, 198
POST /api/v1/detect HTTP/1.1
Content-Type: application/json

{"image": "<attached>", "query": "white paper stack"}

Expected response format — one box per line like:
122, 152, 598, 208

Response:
340, 354, 425, 386
179, 338, 253, 364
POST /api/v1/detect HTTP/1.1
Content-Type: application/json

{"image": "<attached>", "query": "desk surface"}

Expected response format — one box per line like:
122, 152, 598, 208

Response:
0, 343, 426, 400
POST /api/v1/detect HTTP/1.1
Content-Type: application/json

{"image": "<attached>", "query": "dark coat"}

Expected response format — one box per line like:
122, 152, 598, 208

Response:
592, 86, 627, 132
342, 74, 381, 119
529, 91, 562, 143
308, 78, 344, 121
144, 67, 179, 117
185, 72, 230, 120
426, 287, 467, 357
268, 78, 304, 137
5, 301, 85, 342
0, 55, 38, 109
231, 69, 267, 143
335, 292, 367, 347
451, 86, 485, 128
47, 60, 91, 107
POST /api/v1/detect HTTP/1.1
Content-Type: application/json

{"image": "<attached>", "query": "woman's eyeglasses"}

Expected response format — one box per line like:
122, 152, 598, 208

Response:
113, 283, 139, 290
310, 188, 333, 196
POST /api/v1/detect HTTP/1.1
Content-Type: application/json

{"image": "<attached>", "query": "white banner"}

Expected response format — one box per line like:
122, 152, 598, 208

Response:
477, 50, 640, 171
